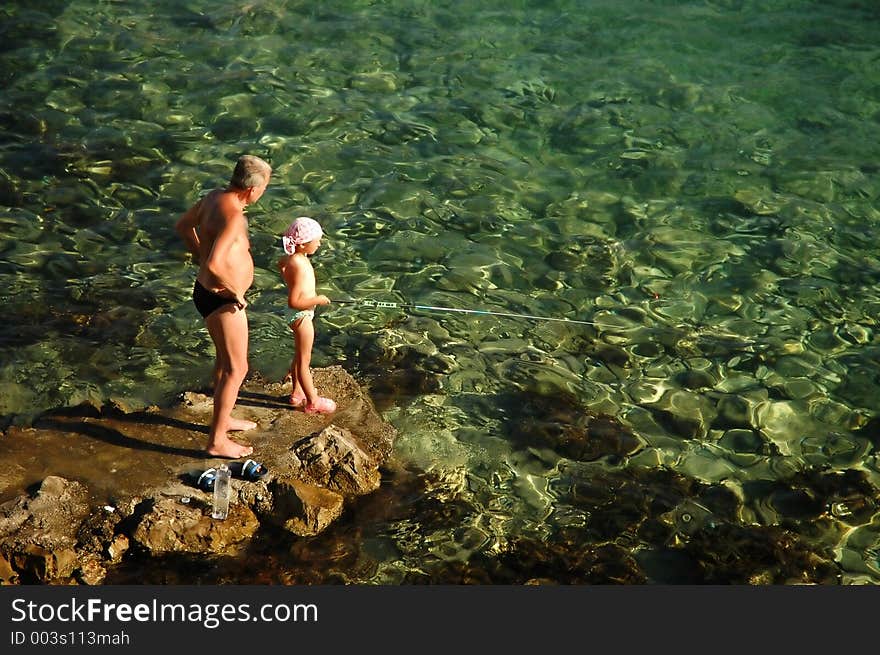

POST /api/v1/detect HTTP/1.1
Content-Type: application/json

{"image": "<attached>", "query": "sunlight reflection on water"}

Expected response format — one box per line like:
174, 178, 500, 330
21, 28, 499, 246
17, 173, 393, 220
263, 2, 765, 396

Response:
2, 0, 880, 584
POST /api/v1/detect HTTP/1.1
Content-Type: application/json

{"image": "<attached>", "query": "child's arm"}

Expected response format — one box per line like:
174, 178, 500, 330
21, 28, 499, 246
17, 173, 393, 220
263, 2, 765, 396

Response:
281, 256, 330, 310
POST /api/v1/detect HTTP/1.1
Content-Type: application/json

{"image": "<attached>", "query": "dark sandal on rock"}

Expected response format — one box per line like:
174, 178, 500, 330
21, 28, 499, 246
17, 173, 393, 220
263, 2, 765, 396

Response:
240, 459, 268, 481
196, 467, 217, 492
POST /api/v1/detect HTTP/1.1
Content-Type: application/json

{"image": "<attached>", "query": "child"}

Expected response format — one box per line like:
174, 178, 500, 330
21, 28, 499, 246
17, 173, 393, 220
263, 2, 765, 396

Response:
278, 217, 336, 414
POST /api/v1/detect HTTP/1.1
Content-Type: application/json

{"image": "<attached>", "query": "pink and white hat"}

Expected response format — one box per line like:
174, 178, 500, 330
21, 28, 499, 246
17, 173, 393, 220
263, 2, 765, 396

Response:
282, 216, 323, 254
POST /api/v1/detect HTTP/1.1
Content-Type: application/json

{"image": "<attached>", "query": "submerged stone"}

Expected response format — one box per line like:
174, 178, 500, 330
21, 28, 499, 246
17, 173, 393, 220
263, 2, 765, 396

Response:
492, 388, 644, 462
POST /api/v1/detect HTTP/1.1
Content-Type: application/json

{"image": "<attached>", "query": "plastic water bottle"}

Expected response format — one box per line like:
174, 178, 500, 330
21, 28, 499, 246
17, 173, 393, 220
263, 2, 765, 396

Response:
211, 465, 231, 520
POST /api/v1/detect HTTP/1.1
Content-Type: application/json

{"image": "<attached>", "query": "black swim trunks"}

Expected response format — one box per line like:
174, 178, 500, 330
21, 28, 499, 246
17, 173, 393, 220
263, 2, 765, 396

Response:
192, 280, 238, 318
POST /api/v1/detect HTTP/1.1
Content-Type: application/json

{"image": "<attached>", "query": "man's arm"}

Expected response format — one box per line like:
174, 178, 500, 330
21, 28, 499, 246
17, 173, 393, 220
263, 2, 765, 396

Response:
175, 200, 202, 260
204, 211, 247, 307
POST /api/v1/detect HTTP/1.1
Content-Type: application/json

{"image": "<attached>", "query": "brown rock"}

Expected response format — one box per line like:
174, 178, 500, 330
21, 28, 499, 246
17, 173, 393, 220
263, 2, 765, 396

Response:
0, 476, 91, 547
292, 424, 381, 496
0, 476, 91, 582
269, 477, 344, 537
130, 497, 260, 556
0, 551, 17, 585
11, 545, 78, 582
75, 553, 107, 586
106, 535, 129, 563
235, 479, 273, 517
11, 545, 52, 582
76, 508, 123, 557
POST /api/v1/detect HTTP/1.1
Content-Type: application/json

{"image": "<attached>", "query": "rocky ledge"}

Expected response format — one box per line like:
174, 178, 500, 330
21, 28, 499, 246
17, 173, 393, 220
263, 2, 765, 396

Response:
0, 366, 395, 585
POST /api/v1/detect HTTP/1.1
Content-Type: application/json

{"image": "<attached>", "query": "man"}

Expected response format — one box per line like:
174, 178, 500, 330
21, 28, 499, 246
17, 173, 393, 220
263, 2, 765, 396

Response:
175, 155, 271, 458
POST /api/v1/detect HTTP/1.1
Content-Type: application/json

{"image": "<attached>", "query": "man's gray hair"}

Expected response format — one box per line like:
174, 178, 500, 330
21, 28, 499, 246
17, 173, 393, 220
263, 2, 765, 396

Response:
230, 155, 271, 190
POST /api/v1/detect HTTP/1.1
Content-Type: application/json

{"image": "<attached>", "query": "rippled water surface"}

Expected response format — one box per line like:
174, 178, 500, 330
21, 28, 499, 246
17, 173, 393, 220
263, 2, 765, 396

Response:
2, 0, 880, 583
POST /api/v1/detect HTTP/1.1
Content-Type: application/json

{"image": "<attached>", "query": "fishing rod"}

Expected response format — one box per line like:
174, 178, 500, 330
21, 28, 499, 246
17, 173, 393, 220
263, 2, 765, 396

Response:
332, 298, 615, 328
330, 297, 764, 352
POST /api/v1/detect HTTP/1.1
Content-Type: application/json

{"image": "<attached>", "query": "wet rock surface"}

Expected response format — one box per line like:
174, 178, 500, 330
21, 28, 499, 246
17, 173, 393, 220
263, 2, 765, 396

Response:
0, 366, 396, 584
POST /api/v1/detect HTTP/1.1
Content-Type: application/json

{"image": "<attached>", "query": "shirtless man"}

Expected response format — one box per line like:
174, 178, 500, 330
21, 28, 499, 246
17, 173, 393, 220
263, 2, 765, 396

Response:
175, 155, 271, 458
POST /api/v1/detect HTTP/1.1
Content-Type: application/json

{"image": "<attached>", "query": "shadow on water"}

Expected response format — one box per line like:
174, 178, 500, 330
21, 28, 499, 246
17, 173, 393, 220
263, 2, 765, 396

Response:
113, 411, 207, 435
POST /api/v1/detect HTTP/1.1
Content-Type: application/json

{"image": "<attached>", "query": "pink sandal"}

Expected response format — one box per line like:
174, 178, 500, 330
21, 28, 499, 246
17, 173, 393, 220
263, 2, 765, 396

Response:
304, 397, 337, 414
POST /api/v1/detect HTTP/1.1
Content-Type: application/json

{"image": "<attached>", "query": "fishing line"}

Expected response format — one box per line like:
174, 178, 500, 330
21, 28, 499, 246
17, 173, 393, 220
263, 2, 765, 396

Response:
330, 297, 764, 353
332, 298, 605, 327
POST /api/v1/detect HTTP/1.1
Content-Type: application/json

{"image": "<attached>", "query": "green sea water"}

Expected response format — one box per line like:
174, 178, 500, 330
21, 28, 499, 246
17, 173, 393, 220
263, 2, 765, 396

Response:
2, 0, 880, 583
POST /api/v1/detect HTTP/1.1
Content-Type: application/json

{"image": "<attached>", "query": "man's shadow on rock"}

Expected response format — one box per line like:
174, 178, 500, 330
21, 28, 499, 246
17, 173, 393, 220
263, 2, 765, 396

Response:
236, 390, 291, 410
35, 415, 206, 459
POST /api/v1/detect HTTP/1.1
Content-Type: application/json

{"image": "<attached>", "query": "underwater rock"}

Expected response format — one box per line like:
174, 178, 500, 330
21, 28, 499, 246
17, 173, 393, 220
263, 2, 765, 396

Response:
497, 538, 647, 584
548, 463, 845, 583
793, 469, 880, 528
682, 524, 839, 584
648, 389, 717, 441
853, 415, 880, 450
339, 336, 447, 399
712, 394, 756, 430
491, 389, 644, 462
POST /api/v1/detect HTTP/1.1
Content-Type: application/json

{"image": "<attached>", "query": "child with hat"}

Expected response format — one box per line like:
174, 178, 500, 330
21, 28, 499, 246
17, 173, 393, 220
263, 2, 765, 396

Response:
278, 216, 336, 414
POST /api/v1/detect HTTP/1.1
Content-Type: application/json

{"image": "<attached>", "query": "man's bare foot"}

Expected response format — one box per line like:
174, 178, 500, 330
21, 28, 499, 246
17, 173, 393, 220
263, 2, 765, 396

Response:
228, 417, 257, 431
206, 435, 254, 459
